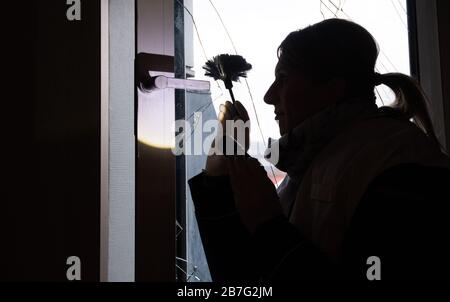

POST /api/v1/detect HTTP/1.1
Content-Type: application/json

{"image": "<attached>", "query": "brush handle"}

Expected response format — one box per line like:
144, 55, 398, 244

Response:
222, 135, 250, 158
228, 88, 236, 104
225, 78, 237, 105
227, 88, 241, 119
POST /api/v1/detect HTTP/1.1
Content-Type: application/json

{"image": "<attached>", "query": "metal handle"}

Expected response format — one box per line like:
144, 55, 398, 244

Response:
139, 75, 211, 93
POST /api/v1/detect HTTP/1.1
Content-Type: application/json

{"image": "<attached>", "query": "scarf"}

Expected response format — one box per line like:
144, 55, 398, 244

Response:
265, 98, 381, 216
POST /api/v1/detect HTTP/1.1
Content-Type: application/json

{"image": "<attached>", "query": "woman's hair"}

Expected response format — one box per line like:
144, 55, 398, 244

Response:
278, 18, 440, 147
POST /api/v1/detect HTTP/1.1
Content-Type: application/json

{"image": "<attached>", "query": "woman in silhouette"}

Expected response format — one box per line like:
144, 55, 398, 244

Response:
189, 19, 450, 280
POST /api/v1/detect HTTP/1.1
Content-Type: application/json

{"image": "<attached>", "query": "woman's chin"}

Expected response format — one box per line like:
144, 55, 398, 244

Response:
276, 119, 287, 136
278, 125, 287, 136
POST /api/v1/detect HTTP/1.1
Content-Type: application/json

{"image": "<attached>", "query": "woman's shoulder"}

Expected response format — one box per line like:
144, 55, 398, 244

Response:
310, 116, 450, 199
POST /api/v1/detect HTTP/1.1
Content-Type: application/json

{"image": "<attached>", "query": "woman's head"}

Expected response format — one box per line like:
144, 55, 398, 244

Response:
264, 19, 439, 149
265, 19, 380, 135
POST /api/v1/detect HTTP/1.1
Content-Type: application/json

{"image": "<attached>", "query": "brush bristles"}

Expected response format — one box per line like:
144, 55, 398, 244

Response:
203, 54, 252, 83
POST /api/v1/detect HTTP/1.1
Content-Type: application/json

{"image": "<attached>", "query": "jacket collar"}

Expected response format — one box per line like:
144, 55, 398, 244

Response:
265, 98, 380, 180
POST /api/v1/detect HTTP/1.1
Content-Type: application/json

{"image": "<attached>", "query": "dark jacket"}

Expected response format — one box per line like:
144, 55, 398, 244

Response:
189, 163, 450, 280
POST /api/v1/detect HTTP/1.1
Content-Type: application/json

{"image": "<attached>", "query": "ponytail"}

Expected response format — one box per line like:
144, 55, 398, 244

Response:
376, 72, 441, 148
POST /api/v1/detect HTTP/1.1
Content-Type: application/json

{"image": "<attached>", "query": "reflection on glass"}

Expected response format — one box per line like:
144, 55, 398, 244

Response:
138, 71, 176, 149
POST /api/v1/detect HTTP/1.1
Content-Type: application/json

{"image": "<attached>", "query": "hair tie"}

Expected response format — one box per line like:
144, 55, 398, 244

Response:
373, 72, 383, 86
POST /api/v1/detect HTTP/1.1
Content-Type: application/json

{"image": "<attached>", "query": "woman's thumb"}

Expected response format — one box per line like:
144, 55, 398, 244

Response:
234, 101, 250, 121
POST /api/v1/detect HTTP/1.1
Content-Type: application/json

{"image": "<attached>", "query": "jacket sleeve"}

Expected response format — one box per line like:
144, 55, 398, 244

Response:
188, 172, 337, 281
188, 172, 255, 281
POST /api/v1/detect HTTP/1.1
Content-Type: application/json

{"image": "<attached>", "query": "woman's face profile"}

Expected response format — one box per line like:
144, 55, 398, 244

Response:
264, 60, 323, 135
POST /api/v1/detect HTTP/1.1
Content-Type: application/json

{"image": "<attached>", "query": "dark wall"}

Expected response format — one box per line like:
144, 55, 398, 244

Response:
3, 0, 101, 281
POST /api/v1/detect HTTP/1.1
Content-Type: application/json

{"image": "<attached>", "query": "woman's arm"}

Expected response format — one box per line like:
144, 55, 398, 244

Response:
189, 172, 338, 281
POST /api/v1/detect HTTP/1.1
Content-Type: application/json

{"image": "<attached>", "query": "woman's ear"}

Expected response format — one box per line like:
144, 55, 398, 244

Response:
321, 77, 347, 103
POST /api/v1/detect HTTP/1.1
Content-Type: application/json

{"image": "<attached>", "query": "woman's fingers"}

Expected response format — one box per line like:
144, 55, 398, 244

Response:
217, 101, 251, 153
227, 157, 263, 182
234, 101, 250, 122
243, 158, 268, 181
227, 157, 254, 197
218, 103, 232, 124
224, 101, 234, 111
219, 100, 250, 122
226, 156, 282, 234
219, 102, 236, 120
227, 157, 247, 178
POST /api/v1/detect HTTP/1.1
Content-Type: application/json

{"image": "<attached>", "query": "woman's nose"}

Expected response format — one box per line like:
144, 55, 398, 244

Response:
264, 82, 278, 105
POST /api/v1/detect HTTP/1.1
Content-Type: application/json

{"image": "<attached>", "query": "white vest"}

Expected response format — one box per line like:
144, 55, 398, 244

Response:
288, 117, 450, 262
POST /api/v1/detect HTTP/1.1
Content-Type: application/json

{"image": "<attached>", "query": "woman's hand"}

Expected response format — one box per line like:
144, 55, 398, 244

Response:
204, 101, 281, 232
205, 101, 250, 176
227, 156, 283, 234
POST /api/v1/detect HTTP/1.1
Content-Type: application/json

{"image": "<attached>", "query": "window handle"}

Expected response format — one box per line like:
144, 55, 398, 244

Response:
139, 75, 210, 93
